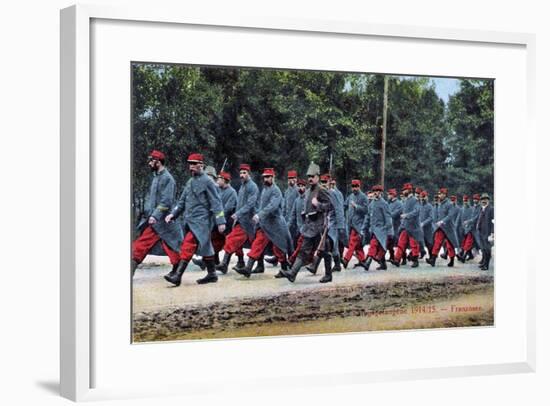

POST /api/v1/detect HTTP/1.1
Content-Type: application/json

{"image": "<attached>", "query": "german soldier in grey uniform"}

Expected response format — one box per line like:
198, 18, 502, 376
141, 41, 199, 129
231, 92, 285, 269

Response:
281, 163, 334, 283
476, 193, 494, 270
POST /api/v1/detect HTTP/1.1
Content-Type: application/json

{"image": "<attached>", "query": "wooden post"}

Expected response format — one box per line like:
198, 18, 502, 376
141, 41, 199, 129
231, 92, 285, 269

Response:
380, 75, 389, 188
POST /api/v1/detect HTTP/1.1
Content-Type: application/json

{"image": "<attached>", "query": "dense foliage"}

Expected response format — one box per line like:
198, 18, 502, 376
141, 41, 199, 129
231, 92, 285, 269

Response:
132, 63, 494, 213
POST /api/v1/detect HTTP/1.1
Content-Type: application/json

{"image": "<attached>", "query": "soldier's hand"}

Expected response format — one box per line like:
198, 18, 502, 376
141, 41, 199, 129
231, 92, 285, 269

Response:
231, 213, 237, 221
400, 213, 406, 219
252, 214, 259, 223
437, 221, 443, 226
312, 197, 319, 207
165, 214, 174, 223
351, 201, 357, 208
218, 224, 226, 233
148, 216, 157, 225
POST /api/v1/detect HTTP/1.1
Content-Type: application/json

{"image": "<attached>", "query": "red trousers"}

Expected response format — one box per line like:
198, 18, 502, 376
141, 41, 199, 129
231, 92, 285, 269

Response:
344, 228, 366, 262
222, 224, 247, 256
178, 231, 214, 261
394, 230, 420, 260
132, 226, 180, 265
461, 232, 474, 251
289, 234, 304, 264
367, 236, 386, 261
248, 229, 286, 262
431, 229, 455, 258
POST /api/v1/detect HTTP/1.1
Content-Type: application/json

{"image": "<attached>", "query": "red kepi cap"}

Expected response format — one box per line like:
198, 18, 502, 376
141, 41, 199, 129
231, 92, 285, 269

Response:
149, 150, 165, 160
187, 153, 204, 163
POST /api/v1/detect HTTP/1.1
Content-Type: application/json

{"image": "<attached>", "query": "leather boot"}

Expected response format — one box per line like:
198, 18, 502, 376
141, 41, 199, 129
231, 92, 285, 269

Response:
478, 251, 486, 268
332, 255, 342, 272
235, 257, 255, 278
390, 257, 401, 268
440, 251, 448, 260
419, 248, 426, 259
274, 260, 289, 278
447, 256, 455, 267
192, 257, 206, 270
307, 255, 322, 274
264, 255, 278, 266
166, 261, 179, 278
411, 257, 419, 268
466, 250, 474, 261
425, 254, 436, 267
131, 259, 139, 277
281, 258, 303, 283
197, 258, 218, 284
362, 257, 373, 271
233, 255, 246, 272
251, 256, 265, 274
376, 257, 387, 270
341, 257, 349, 269
216, 253, 232, 274
319, 255, 332, 283
214, 252, 220, 266
480, 250, 491, 270
164, 260, 188, 286
457, 250, 465, 263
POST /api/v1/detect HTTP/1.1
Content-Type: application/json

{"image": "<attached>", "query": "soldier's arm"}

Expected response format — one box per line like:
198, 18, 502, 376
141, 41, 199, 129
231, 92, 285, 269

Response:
235, 183, 258, 218
404, 200, 420, 219
170, 184, 188, 219
354, 194, 369, 214
289, 198, 298, 229
205, 181, 226, 226
259, 188, 283, 218
383, 202, 393, 231
440, 205, 455, 225
489, 207, 494, 234
315, 189, 333, 212
151, 176, 175, 220
389, 202, 402, 218
224, 190, 237, 217
421, 206, 433, 227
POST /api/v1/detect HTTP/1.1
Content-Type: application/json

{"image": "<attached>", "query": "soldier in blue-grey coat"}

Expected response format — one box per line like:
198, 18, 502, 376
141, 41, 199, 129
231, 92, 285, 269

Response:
342, 179, 369, 269
456, 195, 473, 262
440, 195, 462, 260
235, 168, 293, 278
131, 150, 183, 276
362, 184, 393, 271
418, 191, 434, 258
390, 183, 423, 268
329, 178, 349, 265
425, 188, 460, 267
387, 188, 403, 261
192, 170, 238, 270
216, 163, 260, 274
163, 153, 226, 286
282, 170, 299, 240
459, 194, 482, 262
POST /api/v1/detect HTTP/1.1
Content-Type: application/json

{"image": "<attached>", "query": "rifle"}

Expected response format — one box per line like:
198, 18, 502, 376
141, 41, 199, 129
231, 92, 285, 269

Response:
219, 158, 228, 173
313, 212, 330, 260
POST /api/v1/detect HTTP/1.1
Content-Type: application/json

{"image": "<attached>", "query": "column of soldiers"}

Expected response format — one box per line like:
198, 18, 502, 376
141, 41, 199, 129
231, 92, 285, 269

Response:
131, 150, 495, 288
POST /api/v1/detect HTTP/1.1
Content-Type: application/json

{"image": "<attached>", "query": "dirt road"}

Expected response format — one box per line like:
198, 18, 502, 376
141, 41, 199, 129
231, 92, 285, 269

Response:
132, 252, 494, 342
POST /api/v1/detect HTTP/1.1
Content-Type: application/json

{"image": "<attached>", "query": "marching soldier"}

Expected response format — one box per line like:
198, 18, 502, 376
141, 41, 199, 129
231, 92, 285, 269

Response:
456, 195, 473, 262
131, 150, 183, 277
329, 178, 349, 269
425, 188, 460, 267
459, 193, 481, 262
387, 188, 403, 262
235, 168, 293, 278
419, 191, 434, 258
283, 178, 308, 274
305, 174, 342, 275
476, 193, 494, 270
362, 185, 393, 271
192, 170, 237, 270
390, 183, 422, 268
281, 162, 334, 283
216, 164, 260, 274
283, 170, 299, 240
163, 153, 226, 286
342, 179, 369, 269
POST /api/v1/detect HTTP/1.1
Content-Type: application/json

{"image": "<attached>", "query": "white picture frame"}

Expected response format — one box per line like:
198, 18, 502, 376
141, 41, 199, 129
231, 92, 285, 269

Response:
60, 3, 536, 402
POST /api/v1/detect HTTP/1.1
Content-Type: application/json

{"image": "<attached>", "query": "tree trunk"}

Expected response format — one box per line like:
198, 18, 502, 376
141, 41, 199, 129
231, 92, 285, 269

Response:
380, 76, 389, 188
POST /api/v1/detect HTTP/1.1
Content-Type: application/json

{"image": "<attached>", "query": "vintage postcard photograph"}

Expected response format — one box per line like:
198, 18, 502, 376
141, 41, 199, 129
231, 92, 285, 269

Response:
130, 63, 494, 343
